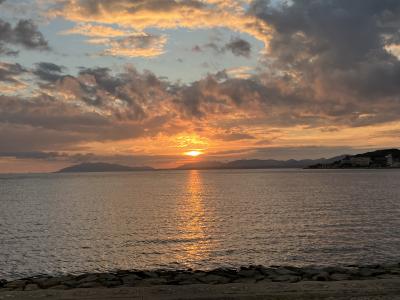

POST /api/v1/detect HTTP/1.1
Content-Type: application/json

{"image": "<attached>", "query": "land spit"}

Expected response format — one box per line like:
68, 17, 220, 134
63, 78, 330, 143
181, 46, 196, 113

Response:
1, 263, 400, 291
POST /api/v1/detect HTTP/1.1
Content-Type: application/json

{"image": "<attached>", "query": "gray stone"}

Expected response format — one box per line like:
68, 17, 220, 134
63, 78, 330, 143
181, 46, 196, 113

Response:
49, 285, 70, 290
238, 269, 258, 278
121, 274, 141, 286
77, 281, 102, 288
322, 267, 348, 274
143, 271, 159, 278
135, 278, 168, 286
301, 268, 324, 279
78, 274, 99, 283
233, 277, 257, 284
274, 267, 299, 276
177, 279, 202, 285
0, 279, 7, 288
173, 273, 193, 283
63, 280, 80, 288
359, 268, 386, 277
33, 277, 61, 288
330, 273, 352, 281
4, 280, 27, 290
98, 273, 119, 281
24, 283, 40, 291
101, 280, 121, 288
312, 271, 330, 281
271, 275, 300, 283
258, 267, 278, 277
198, 274, 231, 284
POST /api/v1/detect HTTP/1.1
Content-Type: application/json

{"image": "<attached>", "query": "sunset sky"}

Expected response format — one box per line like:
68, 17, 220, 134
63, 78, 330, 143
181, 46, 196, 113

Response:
1, 0, 400, 172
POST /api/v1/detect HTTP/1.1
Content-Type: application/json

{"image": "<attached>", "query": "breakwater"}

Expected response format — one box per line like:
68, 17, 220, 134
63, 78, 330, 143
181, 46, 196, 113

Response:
1, 263, 400, 291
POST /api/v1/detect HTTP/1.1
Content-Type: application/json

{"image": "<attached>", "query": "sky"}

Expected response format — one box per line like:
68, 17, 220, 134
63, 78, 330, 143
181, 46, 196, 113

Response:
1, 0, 400, 172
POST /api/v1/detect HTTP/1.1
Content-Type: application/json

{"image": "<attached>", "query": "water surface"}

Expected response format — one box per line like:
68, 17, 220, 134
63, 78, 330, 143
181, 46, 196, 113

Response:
1, 169, 400, 279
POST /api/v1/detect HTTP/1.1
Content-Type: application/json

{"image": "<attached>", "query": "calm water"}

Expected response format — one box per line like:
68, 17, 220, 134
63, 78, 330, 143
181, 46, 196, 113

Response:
1, 169, 400, 280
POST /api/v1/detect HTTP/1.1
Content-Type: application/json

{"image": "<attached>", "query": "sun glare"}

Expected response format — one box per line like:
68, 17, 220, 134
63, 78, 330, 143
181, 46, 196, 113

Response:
184, 150, 203, 157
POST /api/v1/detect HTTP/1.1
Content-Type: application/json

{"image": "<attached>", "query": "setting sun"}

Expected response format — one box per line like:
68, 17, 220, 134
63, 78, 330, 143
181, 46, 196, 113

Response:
184, 151, 203, 157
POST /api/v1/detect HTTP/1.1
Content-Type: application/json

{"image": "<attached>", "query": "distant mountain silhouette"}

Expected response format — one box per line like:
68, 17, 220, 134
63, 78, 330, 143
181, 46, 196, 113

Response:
354, 148, 400, 159
57, 162, 154, 173
176, 156, 345, 170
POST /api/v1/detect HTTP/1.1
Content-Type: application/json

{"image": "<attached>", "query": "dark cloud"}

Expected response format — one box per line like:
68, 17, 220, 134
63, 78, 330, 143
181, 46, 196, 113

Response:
193, 37, 251, 57
224, 37, 251, 57
0, 62, 26, 83
213, 132, 256, 141
244, 0, 400, 125
33, 62, 66, 82
0, 19, 49, 55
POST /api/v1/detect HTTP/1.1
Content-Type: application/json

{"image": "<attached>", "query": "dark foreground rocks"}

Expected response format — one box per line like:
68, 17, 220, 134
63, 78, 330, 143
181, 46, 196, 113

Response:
1, 263, 400, 291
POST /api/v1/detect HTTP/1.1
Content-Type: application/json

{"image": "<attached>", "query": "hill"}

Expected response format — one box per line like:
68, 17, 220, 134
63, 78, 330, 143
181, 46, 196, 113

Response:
57, 162, 154, 173
176, 156, 345, 170
308, 148, 400, 168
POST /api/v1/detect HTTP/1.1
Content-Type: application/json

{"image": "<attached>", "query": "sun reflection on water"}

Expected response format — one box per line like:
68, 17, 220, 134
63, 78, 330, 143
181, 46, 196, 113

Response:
175, 170, 213, 267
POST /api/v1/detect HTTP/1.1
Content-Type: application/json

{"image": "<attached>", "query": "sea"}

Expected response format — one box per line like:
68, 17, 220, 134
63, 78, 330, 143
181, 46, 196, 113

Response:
1, 169, 400, 280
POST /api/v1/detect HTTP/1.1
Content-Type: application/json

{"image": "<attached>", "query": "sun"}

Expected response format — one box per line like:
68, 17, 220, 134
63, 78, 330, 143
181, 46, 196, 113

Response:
184, 150, 203, 157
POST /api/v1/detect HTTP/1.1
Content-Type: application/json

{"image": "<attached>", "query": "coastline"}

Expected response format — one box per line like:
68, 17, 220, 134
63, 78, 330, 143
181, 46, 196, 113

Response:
2, 263, 400, 291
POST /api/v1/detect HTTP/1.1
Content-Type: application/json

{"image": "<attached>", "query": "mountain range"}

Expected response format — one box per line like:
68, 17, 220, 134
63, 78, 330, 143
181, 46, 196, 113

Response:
57, 162, 154, 173
57, 156, 346, 173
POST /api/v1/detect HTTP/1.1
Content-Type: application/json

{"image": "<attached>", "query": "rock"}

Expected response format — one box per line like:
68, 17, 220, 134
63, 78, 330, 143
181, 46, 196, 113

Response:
358, 268, 386, 277
274, 267, 300, 276
98, 273, 119, 281
101, 280, 121, 288
77, 281, 102, 288
49, 285, 70, 290
5, 280, 27, 290
258, 267, 278, 277
330, 273, 352, 281
135, 278, 169, 286
173, 273, 193, 283
232, 277, 257, 284
177, 279, 202, 285
121, 274, 141, 286
322, 267, 349, 274
24, 283, 40, 291
238, 269, 259, 278
198, 274, 231, 284
388, 268, 400, 275
0, 279, 7, 288
77, 274, 99, 283
271, 275, 300, 283
376, 274, 396, 280
209, 268, 238, 279
301, 268, 324, 279
63, 279, 80, 288
33, 277, 61, 289
142, 271, 159, 278
312, 271, 330, 281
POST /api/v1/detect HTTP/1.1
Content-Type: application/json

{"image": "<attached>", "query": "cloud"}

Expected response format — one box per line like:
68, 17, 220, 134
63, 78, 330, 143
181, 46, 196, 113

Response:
224, 37, 251, 57
90, 34, 168, 57
192, 37, 252, 57
0, 62, 26, 83
0, 19, 49, 55
33, 62, 66, 82
50, 0, 272, 57
61, 23, 130, 37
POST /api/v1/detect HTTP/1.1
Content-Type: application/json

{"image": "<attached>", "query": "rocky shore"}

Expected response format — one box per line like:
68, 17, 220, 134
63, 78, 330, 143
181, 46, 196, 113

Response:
1, 263, 400, 291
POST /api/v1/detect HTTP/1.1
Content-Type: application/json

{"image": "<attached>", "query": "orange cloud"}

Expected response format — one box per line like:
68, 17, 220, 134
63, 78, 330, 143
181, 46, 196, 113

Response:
50, 0, 272, 57
60, 23, 130, 37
